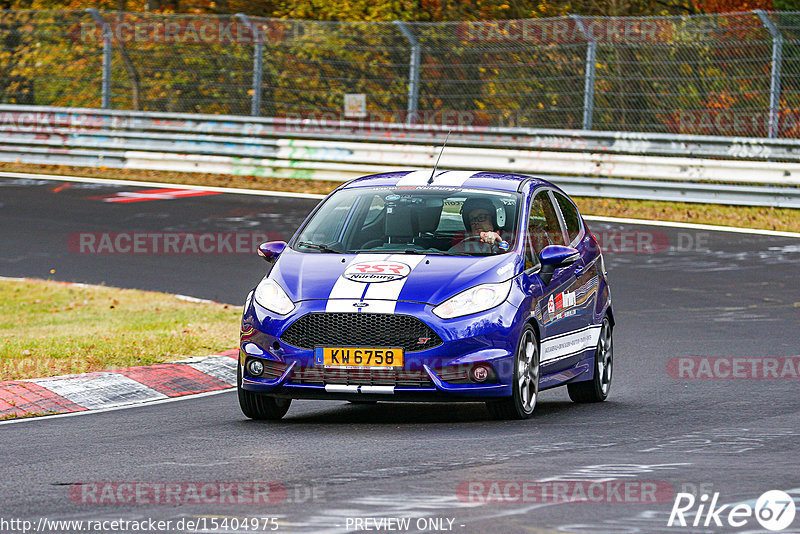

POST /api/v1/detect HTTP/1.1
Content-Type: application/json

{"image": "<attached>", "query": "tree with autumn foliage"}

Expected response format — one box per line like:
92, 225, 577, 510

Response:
3, 0, 800, 136
692, 0, 772, 13
2, 0, 700, 18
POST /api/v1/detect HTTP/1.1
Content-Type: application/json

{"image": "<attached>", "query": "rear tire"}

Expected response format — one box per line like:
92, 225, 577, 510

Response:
487, 324, 539, 420
568, 317, 613, 403
237, 365, 291, 420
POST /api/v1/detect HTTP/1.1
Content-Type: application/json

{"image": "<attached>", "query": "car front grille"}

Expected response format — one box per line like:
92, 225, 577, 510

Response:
433, 364, 472, 384
289, 366, 434, 388
280, 313, 442, 353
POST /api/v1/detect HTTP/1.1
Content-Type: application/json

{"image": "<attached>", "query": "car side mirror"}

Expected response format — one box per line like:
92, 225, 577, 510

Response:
538, 245, 580, 286
257, 241, 286, 263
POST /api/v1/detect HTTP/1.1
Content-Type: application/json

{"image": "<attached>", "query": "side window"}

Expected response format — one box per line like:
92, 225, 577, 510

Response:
533, 191, 566, 248
363, 195, 385, 226
525, 201, 542, 270
524, 223, 539, 271
299, 195, 358, 245
526, 191, 563, 268
554, 192, 581, 244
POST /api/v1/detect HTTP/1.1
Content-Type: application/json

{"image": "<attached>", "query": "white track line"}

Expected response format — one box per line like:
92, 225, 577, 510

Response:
0, 277, 235, 306
3, 170, 798, 238
583, 215, 800, 239
0, 388, 235, 426
0, 171, 326, 199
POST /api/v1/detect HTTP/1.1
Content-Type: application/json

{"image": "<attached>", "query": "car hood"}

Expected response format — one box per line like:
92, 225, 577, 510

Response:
269, 249, 520, 306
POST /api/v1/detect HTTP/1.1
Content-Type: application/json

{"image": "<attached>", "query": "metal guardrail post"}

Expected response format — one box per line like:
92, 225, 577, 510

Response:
236, 13, 264, 117
86, 9, 111, 109
570, 15, 596, 131
394, 21, 421, 124
756, 10, 783, 139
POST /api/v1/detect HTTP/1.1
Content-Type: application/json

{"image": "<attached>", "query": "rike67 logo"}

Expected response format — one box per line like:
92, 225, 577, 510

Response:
668, 490, 796, 531
343, 261, 411, 283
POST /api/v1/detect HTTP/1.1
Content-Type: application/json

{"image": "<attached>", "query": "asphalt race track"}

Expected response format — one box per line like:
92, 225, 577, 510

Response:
1, 175, 799, 534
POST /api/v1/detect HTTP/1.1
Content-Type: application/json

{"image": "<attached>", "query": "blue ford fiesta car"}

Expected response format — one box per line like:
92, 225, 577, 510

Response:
238, 170, 614, 420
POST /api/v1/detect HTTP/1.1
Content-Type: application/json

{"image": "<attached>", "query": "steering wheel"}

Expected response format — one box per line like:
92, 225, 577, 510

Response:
448, 235, 498, 252
462, 235, 492, 244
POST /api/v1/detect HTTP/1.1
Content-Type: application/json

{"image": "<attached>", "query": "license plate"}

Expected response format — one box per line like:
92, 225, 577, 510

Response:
315, 347, 404, 369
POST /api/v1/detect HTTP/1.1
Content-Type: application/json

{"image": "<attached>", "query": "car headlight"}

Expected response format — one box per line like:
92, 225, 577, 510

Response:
432, 280, 512, 319
254, 277, 295, 315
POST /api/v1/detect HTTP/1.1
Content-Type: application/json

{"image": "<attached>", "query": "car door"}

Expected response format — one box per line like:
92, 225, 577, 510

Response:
551, 190, 598, 324
527, 189, 586, 373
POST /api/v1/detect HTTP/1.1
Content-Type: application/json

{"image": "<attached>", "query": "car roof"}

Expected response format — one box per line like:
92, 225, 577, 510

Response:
342, 170, 555, 193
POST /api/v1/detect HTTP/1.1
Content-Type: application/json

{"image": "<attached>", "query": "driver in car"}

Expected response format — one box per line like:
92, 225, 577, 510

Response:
454, 198, 509, 251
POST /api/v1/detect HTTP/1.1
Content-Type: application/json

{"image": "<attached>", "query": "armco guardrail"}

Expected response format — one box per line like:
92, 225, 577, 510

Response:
6, 104, 800, 161
1, 105, 800, 207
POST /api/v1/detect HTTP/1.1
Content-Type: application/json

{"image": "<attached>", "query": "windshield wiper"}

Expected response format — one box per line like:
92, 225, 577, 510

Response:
296, 241, 339, 253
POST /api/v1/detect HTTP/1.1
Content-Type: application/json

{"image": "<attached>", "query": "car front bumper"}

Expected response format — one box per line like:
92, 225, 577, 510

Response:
240, 298, 524, 400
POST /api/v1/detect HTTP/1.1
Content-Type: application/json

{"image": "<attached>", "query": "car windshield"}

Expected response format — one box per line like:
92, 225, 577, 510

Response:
292, 187, 521, 256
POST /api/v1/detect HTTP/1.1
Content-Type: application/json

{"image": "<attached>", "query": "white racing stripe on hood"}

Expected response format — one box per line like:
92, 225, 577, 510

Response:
395, 170, 479, 187
325, 254, 389, 312
325, 254, 426, 313
363, 254, 426, 302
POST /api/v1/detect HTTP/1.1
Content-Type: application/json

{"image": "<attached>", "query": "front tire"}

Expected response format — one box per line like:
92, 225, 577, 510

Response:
487, 324, 539, 420
237, 365, 291, 420
568, 317, 613, 403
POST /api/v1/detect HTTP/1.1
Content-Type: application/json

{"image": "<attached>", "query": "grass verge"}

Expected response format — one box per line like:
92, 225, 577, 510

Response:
1, 162, 798, 233
0, 279, 240, 381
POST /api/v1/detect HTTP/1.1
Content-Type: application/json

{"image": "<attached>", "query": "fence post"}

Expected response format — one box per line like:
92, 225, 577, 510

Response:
394, 21, 421, 124
756, 10, 783, 138
570, 15, 596, 131
236, 13, 263, 117
86, 9, 111, 109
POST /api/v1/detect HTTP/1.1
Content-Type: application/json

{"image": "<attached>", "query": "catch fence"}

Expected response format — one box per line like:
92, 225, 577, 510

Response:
4, 10, 800, 137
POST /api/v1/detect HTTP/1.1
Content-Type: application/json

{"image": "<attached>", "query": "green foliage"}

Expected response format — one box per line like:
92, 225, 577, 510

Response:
773, 0, 800, 10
